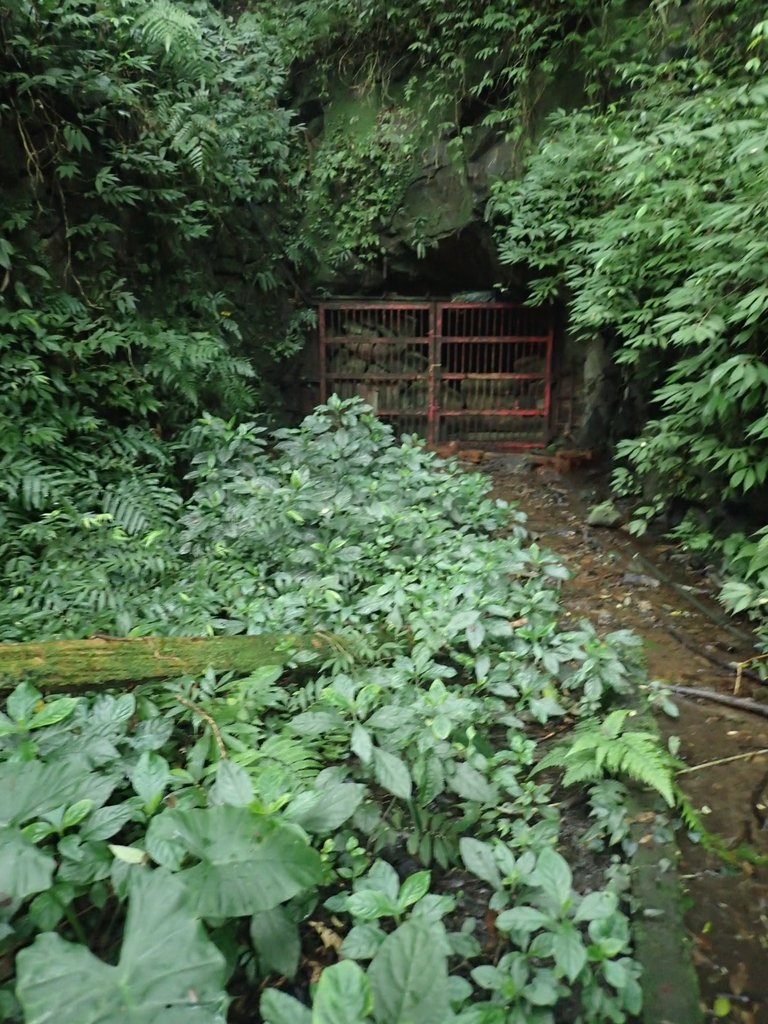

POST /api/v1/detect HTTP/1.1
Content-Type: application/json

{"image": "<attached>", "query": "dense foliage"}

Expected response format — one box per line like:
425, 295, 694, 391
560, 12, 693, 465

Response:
1, 400, 674, 1023
489, 4, 768, 637
5, 0, 767, 638
5, 1, 754, 1017
0, 0, 307, 585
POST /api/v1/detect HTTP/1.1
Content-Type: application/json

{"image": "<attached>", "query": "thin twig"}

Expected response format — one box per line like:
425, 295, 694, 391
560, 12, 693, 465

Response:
175, 695, 227, 758
677, 748, 768, 775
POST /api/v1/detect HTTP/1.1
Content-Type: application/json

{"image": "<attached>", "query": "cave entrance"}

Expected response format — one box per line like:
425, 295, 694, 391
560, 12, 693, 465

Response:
318, 299, 553, 448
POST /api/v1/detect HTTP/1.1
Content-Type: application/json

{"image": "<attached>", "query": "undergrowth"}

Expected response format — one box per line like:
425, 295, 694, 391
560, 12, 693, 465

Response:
0, 399, 679, 1023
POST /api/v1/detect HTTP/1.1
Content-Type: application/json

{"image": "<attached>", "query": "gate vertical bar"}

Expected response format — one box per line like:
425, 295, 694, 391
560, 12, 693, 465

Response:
427, 301, 438, 445
543, 318, 554, 419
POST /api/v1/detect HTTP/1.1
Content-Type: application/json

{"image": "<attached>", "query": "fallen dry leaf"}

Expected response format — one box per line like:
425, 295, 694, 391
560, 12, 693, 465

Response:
309, 920, 343, 953
729, 961, 749, 996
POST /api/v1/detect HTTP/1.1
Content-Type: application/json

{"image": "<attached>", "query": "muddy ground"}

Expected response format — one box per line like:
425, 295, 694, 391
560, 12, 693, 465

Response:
485, 454, 768, 1024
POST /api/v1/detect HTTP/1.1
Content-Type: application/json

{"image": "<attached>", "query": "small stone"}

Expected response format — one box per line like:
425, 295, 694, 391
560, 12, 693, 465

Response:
586, 500, 623, 528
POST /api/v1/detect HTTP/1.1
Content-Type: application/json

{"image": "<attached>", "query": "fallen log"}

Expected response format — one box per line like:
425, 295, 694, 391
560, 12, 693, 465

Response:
669, 684, 768, 720
0, 634, 327, 692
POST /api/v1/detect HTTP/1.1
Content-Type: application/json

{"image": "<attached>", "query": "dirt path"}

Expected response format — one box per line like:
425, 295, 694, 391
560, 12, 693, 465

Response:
485, 455, 768, 1024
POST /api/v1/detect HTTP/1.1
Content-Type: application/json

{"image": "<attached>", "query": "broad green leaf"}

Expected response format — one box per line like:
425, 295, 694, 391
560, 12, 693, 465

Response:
341, 923, 387, 960
372, 748, 412, 801
211, 760, 254, 807
62, 799, 94, 830
368, 920, 450, 1024
495, 906, 550, 934
0, 826, 55, 899
28, 697, 79, 730
552, 923, 587, 983
351, 724, 373, 764
364, 859, 400, 900
6, 682, 41, 724
0, 757, 94, 826
347, 889, 399, 921
146, 806, 323, 916
312, 960, 373, 1024
524, 968, 560, 1006
285, 783, 365, 834
531, 847, 572, 911
80, 803, 133, 842
470, 965, 503, 991
129, 752, 170, 806
573, 889, 617, 922
459, 838, 502, 890
16, 869, 227, 1023
251, 906, 301, 978
449, 763, 498, 804
261, 988, 312, 1024
603, 958, 631, 990
28, 883, 74, 931
398, 870, 431, 909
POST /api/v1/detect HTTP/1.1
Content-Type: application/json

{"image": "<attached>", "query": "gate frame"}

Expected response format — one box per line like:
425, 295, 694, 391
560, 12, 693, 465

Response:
318, 299, 553, 449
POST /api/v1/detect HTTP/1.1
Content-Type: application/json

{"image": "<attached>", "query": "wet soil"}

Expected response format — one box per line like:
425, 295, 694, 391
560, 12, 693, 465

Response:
484, 454, 768, 1024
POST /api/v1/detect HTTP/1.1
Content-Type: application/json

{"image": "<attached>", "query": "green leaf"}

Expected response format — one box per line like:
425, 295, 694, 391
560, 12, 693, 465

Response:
341, 924, 387, 960
80, 803, 133, 842
62, 799, 94, 830
495, 906, 550, 934
459, 838, 502, 889
531, 847, 572, 911
373, 748, 412, 801
552, 923, 587, 983
129, 751, 170, 806
261, 989, 312, 1024
251, 906, 301, 978
16, 869, 227, 1023
211, 760, 254, 807
146, 806, 323, 917
7, 682, 41, 724
368, 920, 450, 1024
398, 871, 431, 910
449, 763, 498, 804
573, 890, 617, 922
28, 697, 79, 730
0, 757, 95, 826
347, 889, 399, 921
28, 884, 74, 931
524, 968, 560, 1006
312, 960, 373, 1024
0, 826, 55, 900
285, 783, 365, 834
351, 724, 374, 764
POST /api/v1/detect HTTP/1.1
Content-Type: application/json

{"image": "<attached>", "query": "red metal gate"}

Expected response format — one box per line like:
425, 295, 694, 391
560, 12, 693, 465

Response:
318, 299, 552, 449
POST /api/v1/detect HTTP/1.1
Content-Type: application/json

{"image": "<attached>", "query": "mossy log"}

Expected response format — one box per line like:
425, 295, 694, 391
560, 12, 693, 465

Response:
0, 635, 326, 692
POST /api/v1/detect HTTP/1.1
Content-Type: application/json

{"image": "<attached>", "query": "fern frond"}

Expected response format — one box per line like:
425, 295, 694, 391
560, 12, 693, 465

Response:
134, 0, 201, 57
534, 712, 679, 807
258, 734, 322, 786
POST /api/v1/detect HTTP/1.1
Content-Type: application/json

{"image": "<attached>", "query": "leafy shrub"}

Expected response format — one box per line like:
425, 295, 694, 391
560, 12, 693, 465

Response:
489, 21, 768, 642
0, 399, 662, 1022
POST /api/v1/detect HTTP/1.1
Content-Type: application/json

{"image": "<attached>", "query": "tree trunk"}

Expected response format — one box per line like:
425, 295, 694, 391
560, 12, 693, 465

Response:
0, 635, 324, 692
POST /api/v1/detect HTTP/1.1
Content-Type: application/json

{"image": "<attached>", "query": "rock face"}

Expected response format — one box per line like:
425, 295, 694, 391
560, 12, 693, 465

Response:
296, 70, 624, 450
303, 80, 531, 296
